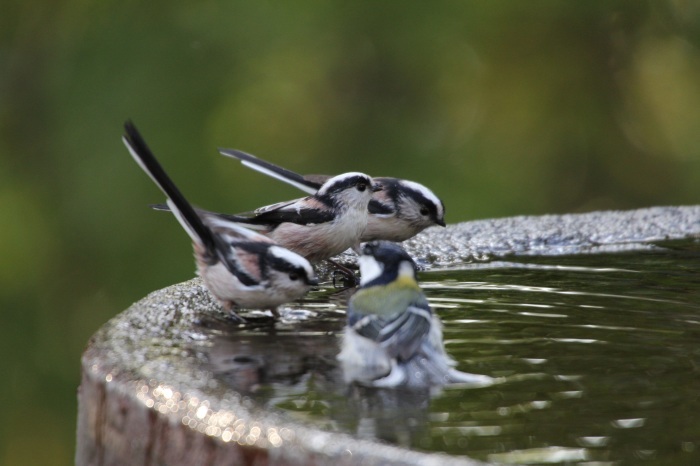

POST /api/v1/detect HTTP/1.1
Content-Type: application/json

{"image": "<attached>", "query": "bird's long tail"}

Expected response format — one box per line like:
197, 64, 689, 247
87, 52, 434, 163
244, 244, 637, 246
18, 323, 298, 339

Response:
218, 148, 320, 195
149, 202, 271, 232
122, 121, 217, 253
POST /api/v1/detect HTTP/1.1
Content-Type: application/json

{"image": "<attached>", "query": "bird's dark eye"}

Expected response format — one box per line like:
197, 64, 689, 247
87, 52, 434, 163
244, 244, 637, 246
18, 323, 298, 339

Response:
288, 272, 300, 281
357, 182, 367, 192
420, 207, 430, 216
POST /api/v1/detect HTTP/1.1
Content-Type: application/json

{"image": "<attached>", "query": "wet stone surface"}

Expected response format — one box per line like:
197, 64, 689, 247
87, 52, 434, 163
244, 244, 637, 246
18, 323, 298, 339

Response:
402, 205, 700, 266
76, 206, 700, 465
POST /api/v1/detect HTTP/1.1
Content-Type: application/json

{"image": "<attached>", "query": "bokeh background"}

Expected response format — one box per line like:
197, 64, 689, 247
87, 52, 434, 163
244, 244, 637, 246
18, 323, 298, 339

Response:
2, 1, 700, 464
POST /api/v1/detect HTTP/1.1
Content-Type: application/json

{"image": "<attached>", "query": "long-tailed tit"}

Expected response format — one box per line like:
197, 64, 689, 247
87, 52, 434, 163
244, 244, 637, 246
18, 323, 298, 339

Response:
154, 171, 381, 268
337, 241, 493, 388
219, 149, 446, 242
122, 122, 317, 321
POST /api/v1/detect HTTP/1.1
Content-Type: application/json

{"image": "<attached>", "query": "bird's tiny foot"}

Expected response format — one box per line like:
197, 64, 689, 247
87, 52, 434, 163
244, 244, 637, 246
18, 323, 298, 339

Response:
332, 269, 358, 288
223, 312, 247, 325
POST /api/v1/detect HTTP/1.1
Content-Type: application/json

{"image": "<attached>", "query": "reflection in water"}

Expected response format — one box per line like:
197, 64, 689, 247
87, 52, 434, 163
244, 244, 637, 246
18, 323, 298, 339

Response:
202, 241, 700, 464
204, 313, 343, 394
339, 386, 434, 447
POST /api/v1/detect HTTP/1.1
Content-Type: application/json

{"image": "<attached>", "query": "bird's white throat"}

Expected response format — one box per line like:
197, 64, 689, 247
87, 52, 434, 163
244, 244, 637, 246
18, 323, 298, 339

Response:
358, 255, 384, 285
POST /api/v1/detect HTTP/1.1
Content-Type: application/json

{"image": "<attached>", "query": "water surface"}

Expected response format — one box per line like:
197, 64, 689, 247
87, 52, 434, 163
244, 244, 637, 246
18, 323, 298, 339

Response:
205, 240, 700, 464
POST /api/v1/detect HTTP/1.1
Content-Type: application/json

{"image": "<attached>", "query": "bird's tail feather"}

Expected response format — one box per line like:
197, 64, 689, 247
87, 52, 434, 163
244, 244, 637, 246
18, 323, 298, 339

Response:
122, 121, 216, 253
150, 202, 270, 233
219, 148, 320, 195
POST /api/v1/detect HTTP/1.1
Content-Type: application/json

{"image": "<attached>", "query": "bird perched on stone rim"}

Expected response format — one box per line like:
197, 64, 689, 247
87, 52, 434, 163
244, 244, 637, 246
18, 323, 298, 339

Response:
153, 167, 381, 272
205, 170, 382, 264
123, 121, 317, 322
218, 148, 446, 243
337, 241, 493, 388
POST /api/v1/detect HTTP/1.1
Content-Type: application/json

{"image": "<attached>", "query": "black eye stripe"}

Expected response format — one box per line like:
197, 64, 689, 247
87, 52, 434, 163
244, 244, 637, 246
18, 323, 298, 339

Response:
403, 190, 441, 217
324, 176, 372, 194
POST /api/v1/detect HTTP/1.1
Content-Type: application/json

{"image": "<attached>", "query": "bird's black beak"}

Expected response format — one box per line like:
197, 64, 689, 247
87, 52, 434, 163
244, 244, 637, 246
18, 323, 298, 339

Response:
436, 218, 446, 227
308, 276, 320, 286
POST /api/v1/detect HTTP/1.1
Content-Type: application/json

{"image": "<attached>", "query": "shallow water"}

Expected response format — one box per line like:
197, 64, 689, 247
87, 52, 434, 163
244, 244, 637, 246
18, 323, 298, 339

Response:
205, 240, 700, 465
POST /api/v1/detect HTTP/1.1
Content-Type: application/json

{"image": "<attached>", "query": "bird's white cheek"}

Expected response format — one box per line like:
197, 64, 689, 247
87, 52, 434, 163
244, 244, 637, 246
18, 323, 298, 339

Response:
358, 255, 383, 285
268, 272, 311, 298
345, 189, 374, 208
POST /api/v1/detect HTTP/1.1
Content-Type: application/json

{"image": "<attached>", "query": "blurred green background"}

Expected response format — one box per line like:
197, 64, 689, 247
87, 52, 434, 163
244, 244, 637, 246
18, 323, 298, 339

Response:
2, 1, 700, 464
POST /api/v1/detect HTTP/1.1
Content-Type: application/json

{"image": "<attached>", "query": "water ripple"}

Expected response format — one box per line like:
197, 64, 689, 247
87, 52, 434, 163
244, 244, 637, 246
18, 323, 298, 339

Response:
209, 244, 700, 464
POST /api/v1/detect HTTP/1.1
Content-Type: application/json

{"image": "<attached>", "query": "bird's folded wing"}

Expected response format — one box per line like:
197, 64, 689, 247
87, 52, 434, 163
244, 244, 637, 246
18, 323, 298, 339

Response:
158, 200, 336, 228
249, 197, 336, 225
211, 235, 265, 288
350, 303, 432, 361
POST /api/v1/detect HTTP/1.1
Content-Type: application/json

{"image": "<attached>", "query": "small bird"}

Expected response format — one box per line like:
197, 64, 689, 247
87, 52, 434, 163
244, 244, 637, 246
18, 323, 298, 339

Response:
210, 171, 381, 264
219, 149, 446, 243
153, 169, 381, 270
337, 241, 493, 388
122, 121, 317, 321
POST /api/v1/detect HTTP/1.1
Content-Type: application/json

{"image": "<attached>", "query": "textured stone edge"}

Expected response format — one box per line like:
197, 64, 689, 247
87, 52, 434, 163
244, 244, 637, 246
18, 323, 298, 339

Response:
76, 205, 700, 465
404, 204, 700, 266
77, 321, 490, 466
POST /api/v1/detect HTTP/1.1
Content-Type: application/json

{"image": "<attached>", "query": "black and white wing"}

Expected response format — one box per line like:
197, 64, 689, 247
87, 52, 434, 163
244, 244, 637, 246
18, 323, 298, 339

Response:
151, 198, 336, 230
248, 196, 336, 226
348, 300, 433, 361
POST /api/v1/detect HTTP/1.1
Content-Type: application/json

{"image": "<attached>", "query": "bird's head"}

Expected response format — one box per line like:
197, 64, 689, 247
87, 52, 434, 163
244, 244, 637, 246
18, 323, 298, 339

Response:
358, 241, 418, 288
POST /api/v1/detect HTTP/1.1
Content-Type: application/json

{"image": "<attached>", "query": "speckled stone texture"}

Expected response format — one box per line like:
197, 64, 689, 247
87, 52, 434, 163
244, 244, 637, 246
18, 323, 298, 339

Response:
76, 279, 488, 466
76, 206, 699, 465
403, 205, 700, 267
